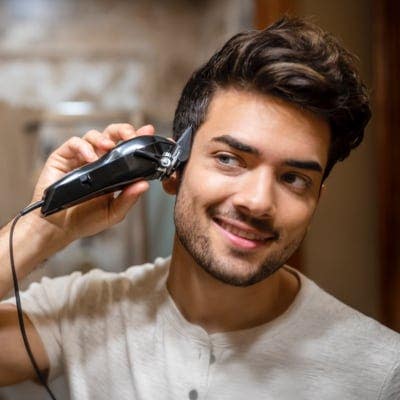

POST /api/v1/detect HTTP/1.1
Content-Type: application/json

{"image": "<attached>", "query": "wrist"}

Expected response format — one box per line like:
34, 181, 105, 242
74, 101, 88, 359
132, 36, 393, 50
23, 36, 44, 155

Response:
16, 209, 72, 267
0, 209, 71, 298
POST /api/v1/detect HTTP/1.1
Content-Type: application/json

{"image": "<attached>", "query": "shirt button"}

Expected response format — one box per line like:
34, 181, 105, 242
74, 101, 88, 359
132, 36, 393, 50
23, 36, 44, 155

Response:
189, 389, 198, 400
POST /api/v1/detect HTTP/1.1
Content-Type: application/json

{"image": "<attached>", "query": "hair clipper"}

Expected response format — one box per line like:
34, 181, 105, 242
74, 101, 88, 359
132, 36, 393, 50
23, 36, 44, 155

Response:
40, 126, 192, 216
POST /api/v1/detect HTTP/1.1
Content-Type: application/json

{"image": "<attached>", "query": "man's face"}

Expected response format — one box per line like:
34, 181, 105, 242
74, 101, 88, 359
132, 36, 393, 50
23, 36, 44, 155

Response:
172, 88, 330, 286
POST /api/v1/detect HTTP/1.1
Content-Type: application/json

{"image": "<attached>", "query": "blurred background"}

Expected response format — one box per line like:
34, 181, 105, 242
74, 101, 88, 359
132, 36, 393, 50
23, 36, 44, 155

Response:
0, 0, 399, 398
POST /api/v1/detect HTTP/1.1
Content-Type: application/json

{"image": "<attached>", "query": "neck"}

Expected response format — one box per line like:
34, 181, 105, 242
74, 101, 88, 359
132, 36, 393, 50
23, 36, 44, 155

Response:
166, 236, 300, 334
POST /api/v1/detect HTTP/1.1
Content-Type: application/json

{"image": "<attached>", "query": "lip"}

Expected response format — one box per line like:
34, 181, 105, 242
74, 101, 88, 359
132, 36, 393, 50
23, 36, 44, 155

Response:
212, 216, 275, 250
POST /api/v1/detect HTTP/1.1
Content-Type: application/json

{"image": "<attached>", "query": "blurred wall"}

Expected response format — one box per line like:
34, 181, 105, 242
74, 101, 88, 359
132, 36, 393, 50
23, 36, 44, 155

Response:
296, 0, 379, 319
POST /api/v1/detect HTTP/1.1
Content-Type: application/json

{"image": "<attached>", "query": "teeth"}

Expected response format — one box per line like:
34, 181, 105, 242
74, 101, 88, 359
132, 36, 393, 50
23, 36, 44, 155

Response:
219, 221, 266, 241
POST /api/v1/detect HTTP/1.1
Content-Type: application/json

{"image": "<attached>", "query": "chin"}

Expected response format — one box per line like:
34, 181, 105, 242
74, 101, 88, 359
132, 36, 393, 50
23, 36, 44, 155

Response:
198, 256, 284, 287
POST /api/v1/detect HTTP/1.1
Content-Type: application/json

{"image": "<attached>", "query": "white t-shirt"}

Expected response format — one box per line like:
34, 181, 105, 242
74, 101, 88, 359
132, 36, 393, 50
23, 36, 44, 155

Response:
5, 258, 400, 399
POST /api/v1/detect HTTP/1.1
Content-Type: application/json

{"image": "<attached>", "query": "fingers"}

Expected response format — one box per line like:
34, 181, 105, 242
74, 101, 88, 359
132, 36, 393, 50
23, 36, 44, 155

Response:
82, 130, 115, 156
82, 124, 155, 157
102, 123, 154, 143
135, 124, 155, 137
81, 123, 154, 221
103, 123, 135, 142
47, 123, 156, 175
52, 136, 99, 170
109, 180, 150, 223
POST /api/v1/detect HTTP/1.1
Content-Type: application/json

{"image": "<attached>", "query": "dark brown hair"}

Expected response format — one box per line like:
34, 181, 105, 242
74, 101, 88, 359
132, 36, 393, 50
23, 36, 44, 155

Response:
172, 16, 371, 179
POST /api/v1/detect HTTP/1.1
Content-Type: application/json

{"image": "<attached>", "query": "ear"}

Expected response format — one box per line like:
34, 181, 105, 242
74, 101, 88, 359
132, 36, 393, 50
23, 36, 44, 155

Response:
162, 171, 180, 195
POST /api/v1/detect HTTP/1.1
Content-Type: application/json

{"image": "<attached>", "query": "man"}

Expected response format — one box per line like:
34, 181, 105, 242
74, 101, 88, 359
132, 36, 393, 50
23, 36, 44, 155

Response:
0, 17, 399, 399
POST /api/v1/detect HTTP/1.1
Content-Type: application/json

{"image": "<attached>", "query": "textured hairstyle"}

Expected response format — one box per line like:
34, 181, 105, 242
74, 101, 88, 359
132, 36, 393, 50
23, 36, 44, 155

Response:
172, 17, 371, 179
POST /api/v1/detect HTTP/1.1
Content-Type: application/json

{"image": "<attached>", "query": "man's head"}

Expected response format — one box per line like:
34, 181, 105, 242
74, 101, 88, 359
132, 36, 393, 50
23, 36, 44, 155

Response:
165, 17, 370, 286
172, 16, 371, 180
166, 88, 330, 286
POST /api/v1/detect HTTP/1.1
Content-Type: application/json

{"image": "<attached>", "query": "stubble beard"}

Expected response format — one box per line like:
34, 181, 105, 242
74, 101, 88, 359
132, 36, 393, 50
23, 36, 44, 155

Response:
174, 189, 306, 287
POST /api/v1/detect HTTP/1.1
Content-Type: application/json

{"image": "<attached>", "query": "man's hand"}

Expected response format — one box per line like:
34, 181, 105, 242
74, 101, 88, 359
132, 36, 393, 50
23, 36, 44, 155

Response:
0, 123, 155, 386
0, 122, 155, 299
31, 123, 154, 244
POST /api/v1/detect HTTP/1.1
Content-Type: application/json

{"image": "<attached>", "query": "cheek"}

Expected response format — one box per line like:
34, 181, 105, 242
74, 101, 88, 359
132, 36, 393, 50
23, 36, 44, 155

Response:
182, 161, 234, 201
277, 195, 317, 234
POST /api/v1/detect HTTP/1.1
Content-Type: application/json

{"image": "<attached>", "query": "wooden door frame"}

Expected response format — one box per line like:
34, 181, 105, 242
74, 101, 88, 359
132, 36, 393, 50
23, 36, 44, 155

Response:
374, 0, 400, 331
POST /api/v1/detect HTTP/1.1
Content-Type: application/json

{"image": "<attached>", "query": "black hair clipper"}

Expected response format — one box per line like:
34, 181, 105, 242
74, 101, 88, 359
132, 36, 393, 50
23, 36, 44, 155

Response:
40, 126, 192, 216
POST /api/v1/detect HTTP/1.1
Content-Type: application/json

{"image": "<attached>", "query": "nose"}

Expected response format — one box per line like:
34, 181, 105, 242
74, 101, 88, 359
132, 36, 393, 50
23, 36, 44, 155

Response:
231, 168, 276, 218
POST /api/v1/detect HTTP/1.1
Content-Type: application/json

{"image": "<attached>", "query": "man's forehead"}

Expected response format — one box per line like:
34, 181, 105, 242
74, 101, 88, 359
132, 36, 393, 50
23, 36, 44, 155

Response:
192, 89, 330, 169
201, 88, 329, 134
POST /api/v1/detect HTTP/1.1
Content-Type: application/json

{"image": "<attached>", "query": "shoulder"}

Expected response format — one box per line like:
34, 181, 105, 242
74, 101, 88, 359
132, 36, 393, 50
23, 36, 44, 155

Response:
12, 257, 171, 315
293, 268, 400, 395
290, 268, 400, 343
66, 256, 171, 301
77, 256, 170, 287
297, 270, 399, 347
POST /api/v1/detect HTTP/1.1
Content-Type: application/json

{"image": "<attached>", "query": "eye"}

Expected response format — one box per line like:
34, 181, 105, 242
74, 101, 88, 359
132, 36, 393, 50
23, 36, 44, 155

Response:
215, 153, 241, 167
281, 172, 311, 191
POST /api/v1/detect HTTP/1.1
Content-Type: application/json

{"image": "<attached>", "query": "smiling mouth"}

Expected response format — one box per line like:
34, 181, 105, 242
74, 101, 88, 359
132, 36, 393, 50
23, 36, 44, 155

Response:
213, 217, 277, 249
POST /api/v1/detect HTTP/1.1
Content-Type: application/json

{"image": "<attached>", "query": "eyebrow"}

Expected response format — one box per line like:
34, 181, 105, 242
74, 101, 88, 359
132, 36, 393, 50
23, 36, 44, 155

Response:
211, 134, 323, 174
285, 159, 323, 174
211, 135, 260, 156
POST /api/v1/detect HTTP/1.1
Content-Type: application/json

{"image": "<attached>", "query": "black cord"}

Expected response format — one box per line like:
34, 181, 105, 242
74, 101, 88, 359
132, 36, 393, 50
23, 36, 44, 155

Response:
9, 200, 58, 400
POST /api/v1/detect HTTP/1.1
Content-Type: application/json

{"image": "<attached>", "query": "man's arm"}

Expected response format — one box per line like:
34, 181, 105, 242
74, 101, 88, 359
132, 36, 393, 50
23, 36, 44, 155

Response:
0, 123, 154, 386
